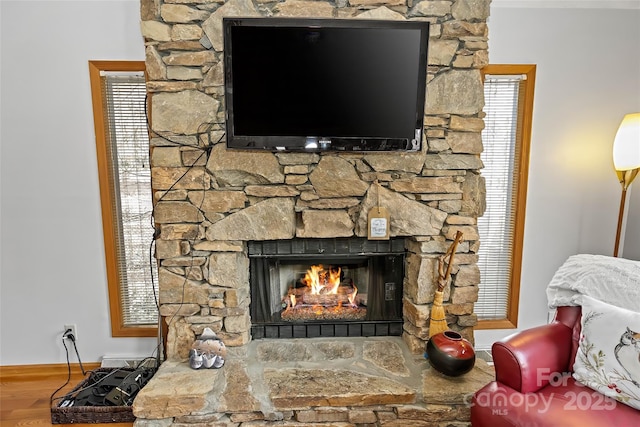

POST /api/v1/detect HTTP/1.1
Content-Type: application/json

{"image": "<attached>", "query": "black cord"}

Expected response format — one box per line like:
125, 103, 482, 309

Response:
144, 87, 228, 363
144, 91, 223, 151
134, 356, 158, 369
62, 329, 86, 376
147, 144, 211, 313
50, 334, 158, 408
148, 130, 225, 360
149, 238, 160, 311
70, 337, 87, 376
51, 367, 130, 407
50, 336, 73, 408
160, 135, 221, 328
146, 146, 211, 363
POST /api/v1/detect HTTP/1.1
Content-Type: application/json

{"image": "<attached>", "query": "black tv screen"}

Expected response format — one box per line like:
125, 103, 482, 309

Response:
223, 17, 429, 152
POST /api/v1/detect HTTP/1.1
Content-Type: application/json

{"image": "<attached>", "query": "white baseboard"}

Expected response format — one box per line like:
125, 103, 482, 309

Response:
493, 0, 639, 9
100, 355, 156, 368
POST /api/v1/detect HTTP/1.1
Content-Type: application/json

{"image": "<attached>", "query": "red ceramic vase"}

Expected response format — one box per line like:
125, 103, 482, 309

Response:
426, 330, 476, 376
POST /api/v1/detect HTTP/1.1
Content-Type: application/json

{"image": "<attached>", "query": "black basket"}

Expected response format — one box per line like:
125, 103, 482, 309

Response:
51, 368, 136, 424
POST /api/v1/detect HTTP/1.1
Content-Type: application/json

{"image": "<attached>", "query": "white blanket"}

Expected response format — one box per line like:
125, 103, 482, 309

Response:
546, 254, 640, 311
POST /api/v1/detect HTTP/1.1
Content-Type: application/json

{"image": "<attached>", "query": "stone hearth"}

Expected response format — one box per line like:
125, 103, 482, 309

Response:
133, 337, 494, 426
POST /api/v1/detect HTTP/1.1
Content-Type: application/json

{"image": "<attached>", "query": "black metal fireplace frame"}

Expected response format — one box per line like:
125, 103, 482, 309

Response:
248, 238, 405, 339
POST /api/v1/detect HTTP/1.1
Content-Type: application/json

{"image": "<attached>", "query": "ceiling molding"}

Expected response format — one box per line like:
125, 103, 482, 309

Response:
492, 0, 640, 9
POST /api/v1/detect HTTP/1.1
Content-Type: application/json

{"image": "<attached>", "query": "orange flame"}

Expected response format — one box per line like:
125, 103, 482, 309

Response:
302, 264, 342, 295
328, 267, 341, 294
348, 285, 358, 308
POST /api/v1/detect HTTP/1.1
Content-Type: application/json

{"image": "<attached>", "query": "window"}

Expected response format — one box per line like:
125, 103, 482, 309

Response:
476, 64, 536, 330
89, 61, 158, 337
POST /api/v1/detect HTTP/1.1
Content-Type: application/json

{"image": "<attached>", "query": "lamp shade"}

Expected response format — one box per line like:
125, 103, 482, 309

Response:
613, 113, 640, 171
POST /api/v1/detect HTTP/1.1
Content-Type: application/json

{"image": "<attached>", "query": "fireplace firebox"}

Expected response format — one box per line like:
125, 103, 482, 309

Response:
249, 238, 405, 339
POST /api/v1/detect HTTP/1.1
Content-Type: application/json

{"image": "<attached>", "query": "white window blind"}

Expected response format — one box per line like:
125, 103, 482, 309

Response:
103, 72, 158, 326
476, 74, 526, 320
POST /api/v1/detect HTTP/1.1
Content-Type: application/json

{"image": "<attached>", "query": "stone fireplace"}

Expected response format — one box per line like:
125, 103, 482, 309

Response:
153, 145, 484, 359
138, 0, 490, 424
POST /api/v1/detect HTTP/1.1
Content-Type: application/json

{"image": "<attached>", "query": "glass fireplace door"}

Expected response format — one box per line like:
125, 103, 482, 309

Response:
249, 238, 404, 339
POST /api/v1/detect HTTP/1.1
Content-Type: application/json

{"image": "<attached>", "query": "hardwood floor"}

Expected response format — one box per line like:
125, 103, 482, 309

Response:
1, 364, 133, 427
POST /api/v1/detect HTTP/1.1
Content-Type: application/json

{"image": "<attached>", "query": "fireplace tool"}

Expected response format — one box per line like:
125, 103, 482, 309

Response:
429, 231, 464, 337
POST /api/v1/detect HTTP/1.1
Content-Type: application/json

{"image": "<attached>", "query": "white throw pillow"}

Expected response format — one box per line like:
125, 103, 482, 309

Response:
573, 295, 640, 410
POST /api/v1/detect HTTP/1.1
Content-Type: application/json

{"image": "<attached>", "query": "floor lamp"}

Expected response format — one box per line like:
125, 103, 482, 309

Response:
612, 113, 640, 257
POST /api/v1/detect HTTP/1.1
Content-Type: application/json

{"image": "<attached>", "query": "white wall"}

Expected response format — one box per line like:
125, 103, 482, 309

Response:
1, 1, 638, 365
476, 5, 640, 348
0, 1, 158, 365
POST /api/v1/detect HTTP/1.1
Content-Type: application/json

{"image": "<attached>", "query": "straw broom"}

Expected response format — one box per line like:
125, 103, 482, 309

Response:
429, 231, 464, 338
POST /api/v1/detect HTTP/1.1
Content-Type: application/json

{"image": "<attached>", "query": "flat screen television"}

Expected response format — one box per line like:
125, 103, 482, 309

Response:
222, 17, 429, 152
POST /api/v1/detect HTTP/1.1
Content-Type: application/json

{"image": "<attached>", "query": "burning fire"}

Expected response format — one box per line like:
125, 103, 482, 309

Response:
302, 264, 343, 295
347, 290, 358, 307
300, 264, 358, 308
284, 264, 360, 314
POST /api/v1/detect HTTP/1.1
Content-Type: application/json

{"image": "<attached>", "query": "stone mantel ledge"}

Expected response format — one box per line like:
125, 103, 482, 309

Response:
133, 337, 494, 426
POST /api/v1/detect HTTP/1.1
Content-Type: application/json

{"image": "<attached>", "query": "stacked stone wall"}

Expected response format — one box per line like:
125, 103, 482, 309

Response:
141, 0, 490, 360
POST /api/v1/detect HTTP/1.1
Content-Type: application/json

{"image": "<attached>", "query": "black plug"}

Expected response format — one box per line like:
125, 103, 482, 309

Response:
63, 329, 76, 342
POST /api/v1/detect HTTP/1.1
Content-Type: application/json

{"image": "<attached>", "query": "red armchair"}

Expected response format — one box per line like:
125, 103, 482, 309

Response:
470, 306, 640, 426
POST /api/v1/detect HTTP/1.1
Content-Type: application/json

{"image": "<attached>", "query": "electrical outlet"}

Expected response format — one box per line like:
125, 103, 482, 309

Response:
64, 324, 77, 341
